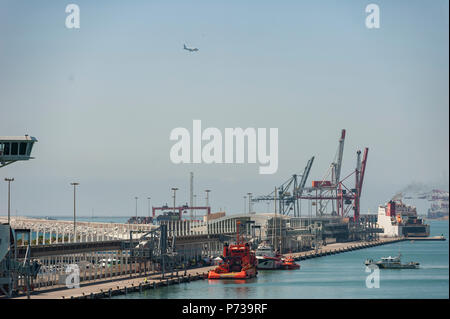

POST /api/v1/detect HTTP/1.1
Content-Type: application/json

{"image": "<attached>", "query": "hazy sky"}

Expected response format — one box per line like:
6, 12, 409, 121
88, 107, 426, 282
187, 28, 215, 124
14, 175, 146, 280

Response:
0, 0, 448, 217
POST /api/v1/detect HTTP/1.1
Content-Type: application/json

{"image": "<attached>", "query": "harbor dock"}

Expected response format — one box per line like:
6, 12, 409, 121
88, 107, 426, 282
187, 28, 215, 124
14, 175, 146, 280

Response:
284, 236, 446, 261
10, 266, 215, 299
8, 235, 445, 299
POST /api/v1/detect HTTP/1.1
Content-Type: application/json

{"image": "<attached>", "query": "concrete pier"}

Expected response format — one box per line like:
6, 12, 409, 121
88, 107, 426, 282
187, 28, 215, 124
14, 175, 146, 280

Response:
283, 236, 445, 261
11, 266, 214, 299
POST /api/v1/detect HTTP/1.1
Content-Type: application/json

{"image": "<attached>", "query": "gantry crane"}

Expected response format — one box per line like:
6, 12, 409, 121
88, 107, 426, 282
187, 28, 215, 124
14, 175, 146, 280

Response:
251, 156, 315, 217
252, 129, 369, 221
301, 147, 369, 221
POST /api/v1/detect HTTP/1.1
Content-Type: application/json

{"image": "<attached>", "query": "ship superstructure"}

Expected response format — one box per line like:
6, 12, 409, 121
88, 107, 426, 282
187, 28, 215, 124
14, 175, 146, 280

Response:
255, 242, 283, 270
365, 254, 419, 269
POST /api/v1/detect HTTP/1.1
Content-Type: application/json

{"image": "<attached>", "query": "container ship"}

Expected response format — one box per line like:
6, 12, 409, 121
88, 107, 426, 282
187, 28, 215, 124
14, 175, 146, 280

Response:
427, 190, 449, 219
377, 199, 430, 237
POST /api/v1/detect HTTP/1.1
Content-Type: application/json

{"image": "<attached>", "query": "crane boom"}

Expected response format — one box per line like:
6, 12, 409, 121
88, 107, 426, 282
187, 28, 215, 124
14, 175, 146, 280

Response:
296, 156, 314, 196
334, 129, 346, 185
358, 148, 369, 196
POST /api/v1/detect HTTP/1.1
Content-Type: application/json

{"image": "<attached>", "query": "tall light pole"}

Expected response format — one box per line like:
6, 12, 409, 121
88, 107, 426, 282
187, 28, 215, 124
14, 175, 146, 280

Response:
135, 196, 138, 218
171, 188, 178, 215
4, 178, 14, 224
243, 196, 247, 214
247, 192, 252, 214
193, 194, 197, 220
205, 190, 211, 207
147, 197, 151, 218
205, 189, 211, 235
70, 182, 79, 240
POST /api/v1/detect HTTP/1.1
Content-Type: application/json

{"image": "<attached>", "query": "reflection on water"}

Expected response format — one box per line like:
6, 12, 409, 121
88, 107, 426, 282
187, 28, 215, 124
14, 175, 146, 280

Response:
208, 278, 257, 285
207, 278, 257, 298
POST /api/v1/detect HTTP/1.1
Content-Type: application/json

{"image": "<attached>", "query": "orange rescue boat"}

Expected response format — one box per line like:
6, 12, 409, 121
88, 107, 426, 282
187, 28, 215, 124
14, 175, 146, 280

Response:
281, 256, 300, 270
208, 221, 258, 280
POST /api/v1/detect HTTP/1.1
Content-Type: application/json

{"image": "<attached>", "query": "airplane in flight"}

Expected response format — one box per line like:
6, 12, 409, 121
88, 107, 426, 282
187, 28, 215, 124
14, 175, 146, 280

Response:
183, 44, 199, 52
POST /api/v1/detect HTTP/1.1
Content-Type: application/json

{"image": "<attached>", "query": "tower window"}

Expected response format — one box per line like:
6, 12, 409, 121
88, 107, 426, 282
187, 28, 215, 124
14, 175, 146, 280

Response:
4, 143, 10, 155
11, 143, 18, 155
19, 142, 27, 155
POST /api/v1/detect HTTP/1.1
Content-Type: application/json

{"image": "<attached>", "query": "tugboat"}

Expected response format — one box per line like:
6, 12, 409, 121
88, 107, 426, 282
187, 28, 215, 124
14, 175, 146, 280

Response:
364, 253, 419, 269
281, 256, 300, 270
208, 221, 258, 279
255, 242, 283, 270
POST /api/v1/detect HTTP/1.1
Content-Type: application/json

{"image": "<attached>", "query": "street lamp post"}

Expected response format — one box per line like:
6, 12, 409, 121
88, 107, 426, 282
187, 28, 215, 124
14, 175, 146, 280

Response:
4, 178, 14, 224
247, 193, 252, 214
243, 196, 247, 214
205, 190, 211, 235
135, 196, 138, 219
205, 190, 211, 207
147, 197, 151, 218
70, 182, 79, 241
193, 194, 197, 220
171, 188, 178, 215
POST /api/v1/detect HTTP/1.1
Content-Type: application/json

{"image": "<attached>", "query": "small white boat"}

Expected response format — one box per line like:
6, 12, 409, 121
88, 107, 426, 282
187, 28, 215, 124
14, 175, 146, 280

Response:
255, 243, 283, 270
365, 253, 419, 269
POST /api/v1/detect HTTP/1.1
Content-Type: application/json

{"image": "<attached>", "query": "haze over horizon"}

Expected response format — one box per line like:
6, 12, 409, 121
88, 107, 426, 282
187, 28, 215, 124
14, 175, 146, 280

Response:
0, 0, 448, 218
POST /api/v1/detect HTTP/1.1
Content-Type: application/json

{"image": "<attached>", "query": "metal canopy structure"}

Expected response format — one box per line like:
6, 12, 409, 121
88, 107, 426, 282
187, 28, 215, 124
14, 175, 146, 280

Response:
0, 135, 37, 168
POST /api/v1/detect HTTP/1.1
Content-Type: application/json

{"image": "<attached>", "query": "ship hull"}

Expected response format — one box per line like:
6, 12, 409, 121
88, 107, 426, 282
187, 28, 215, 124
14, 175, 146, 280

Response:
256, 257, 283, 270
365, 262, 419, 269
208, 267, 257, 279
402, 224, 430, 237
282, 262, 300, 270
376, 263, 419, 269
